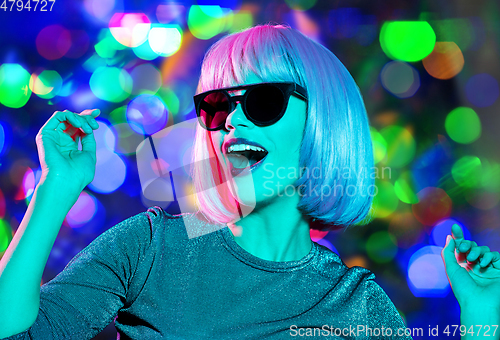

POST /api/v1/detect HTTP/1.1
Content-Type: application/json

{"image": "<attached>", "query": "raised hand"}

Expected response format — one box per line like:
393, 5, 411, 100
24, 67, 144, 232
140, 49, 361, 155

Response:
441, 224, 500, 324
35, 109, 100, 193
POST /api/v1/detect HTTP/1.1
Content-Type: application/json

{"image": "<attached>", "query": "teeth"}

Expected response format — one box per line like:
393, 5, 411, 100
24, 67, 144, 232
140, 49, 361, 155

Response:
227, 144, 266, 153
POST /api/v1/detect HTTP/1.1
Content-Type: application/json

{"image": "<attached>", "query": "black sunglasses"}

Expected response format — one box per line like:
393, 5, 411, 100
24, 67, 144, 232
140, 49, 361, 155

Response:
193, 82, 308, 131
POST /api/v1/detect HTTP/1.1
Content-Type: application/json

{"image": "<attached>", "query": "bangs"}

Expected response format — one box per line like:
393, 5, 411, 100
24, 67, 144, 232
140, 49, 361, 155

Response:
196, 24, 306, 93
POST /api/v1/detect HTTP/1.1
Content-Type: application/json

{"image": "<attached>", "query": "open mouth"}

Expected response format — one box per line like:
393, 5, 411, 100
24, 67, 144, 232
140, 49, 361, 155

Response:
226, 148, 268, 176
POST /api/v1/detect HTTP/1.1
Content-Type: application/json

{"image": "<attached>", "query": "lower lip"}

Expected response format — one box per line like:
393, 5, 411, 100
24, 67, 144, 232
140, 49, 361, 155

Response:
229, 154, 268, 177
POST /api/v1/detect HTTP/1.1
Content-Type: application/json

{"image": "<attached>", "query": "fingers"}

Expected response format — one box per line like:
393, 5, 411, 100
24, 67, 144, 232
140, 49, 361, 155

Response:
458, 240, 477, 253
42, 110, 100, 130
479, 251, 500, 268
450, 225, 499, 268
81, 132, 97, 157
78, 114, 99, 134
41, 110, 100, 136
67, 110, 99, 135
40, 110, 82, 132
451, 223, 465, 245
441, 235, 460, 271
80, 108, 100, 118
467, 245, 489, 262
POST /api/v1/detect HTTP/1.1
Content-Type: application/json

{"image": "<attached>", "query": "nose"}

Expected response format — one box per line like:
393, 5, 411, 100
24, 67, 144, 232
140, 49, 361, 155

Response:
225, 101, 251, 130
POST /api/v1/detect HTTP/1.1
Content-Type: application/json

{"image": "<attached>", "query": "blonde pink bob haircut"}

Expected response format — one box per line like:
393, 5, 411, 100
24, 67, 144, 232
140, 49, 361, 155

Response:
190, 23, 374, 231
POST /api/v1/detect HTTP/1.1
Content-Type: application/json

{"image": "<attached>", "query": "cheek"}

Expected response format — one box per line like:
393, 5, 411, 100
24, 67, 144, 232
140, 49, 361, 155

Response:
277, 119, 305, 156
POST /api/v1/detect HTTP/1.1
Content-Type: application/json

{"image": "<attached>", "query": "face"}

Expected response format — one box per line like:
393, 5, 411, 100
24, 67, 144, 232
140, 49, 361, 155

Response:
208, 73, 308, 210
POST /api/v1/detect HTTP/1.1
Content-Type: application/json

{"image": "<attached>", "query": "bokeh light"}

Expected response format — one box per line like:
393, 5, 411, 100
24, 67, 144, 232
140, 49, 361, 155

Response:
22, 167, 36, 199
0, 188, 5, 219
372, 180, 399, 218
227, 10, 253, 33
388, 212, 424, 248
197, 0, 241, 10
30, 70, 63, 99
290, 10, 320, 42
445, 107, 481, 144
36, 25, 72, 60
89, 66, 133, 102
131, 63, 162, 95
407, 246, 450, 297
366, 231, 398, 263
127, 94, 168, 135
343, 255, 368, 269
156, 3, 186, 24
66, 191, 98, 228
370, 127, 387, 164
109, 105, 128, 124
431, 219, 470, 247
394, 171, 418, 204
57, 79, 78, 97
86, 120, 127, 193
89, 149, 127, 193
430, 18, 475, 51
379, 125, 416, 168
412, 187, 452, 227
451, 156, 482, 188
148, 24, 183, 57
422, 42, 464, 80
465, 73, 499, 108
480, 160, 500, 192
465, 190, 500, 210
284, 0, 317, 11
0, 63, 32, 108
84, 0, 116, 20
0, 123, 5, 157
14, 164, 41, 203
109, 13, 151, 48
66, 30, 91, 59
187, 5, 229, 40
94, 28, 126, 59
380, 61, 420, 98
109, 123, 144, 155
158, 87, 181, 117
380, 21, 436, 61
93, 119, 117, 153
133, 39, 159, 61
0, 219, 12, 253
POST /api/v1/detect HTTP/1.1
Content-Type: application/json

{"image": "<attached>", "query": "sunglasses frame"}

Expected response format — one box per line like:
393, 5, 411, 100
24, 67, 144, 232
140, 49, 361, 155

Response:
193, 82, 308, 131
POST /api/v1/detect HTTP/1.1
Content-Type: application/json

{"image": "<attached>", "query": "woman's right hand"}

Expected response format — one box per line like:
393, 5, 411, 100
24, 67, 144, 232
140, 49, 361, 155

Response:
35, 109, 101, 193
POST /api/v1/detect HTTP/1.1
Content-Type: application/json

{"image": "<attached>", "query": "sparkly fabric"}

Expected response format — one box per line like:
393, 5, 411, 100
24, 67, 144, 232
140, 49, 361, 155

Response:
5, 207, 412, 339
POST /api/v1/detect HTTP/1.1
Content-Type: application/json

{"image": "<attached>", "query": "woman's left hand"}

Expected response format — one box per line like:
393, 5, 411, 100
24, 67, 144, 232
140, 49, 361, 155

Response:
442, 223, 500, 316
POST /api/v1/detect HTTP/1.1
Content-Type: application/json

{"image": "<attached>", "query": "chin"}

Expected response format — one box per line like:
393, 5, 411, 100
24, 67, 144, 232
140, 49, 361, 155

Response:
226, 175, 257, 207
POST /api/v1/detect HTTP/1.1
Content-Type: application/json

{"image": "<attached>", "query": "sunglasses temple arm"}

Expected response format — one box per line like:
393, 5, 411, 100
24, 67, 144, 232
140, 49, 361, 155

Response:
293, 91, 307, 101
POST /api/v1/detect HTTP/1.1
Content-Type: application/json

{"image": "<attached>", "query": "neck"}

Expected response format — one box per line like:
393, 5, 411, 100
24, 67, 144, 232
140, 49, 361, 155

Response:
227, 193, 313, 262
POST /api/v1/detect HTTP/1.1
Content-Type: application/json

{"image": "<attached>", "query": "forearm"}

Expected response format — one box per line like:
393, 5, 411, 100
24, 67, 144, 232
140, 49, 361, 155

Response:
461, 309, 500, 340
0, 179, 79, 337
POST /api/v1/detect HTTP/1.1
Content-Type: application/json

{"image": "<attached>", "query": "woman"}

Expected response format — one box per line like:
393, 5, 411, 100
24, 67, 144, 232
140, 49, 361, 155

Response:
0, 24, 499, 340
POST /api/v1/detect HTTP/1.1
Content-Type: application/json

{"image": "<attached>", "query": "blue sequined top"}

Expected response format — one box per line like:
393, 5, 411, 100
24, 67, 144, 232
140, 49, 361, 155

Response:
6, 206, 412, 339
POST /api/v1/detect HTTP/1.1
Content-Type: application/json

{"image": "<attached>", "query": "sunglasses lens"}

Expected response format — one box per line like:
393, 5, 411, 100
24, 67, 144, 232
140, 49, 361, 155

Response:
246, 85, 284, 123
199, 92, 229, 129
